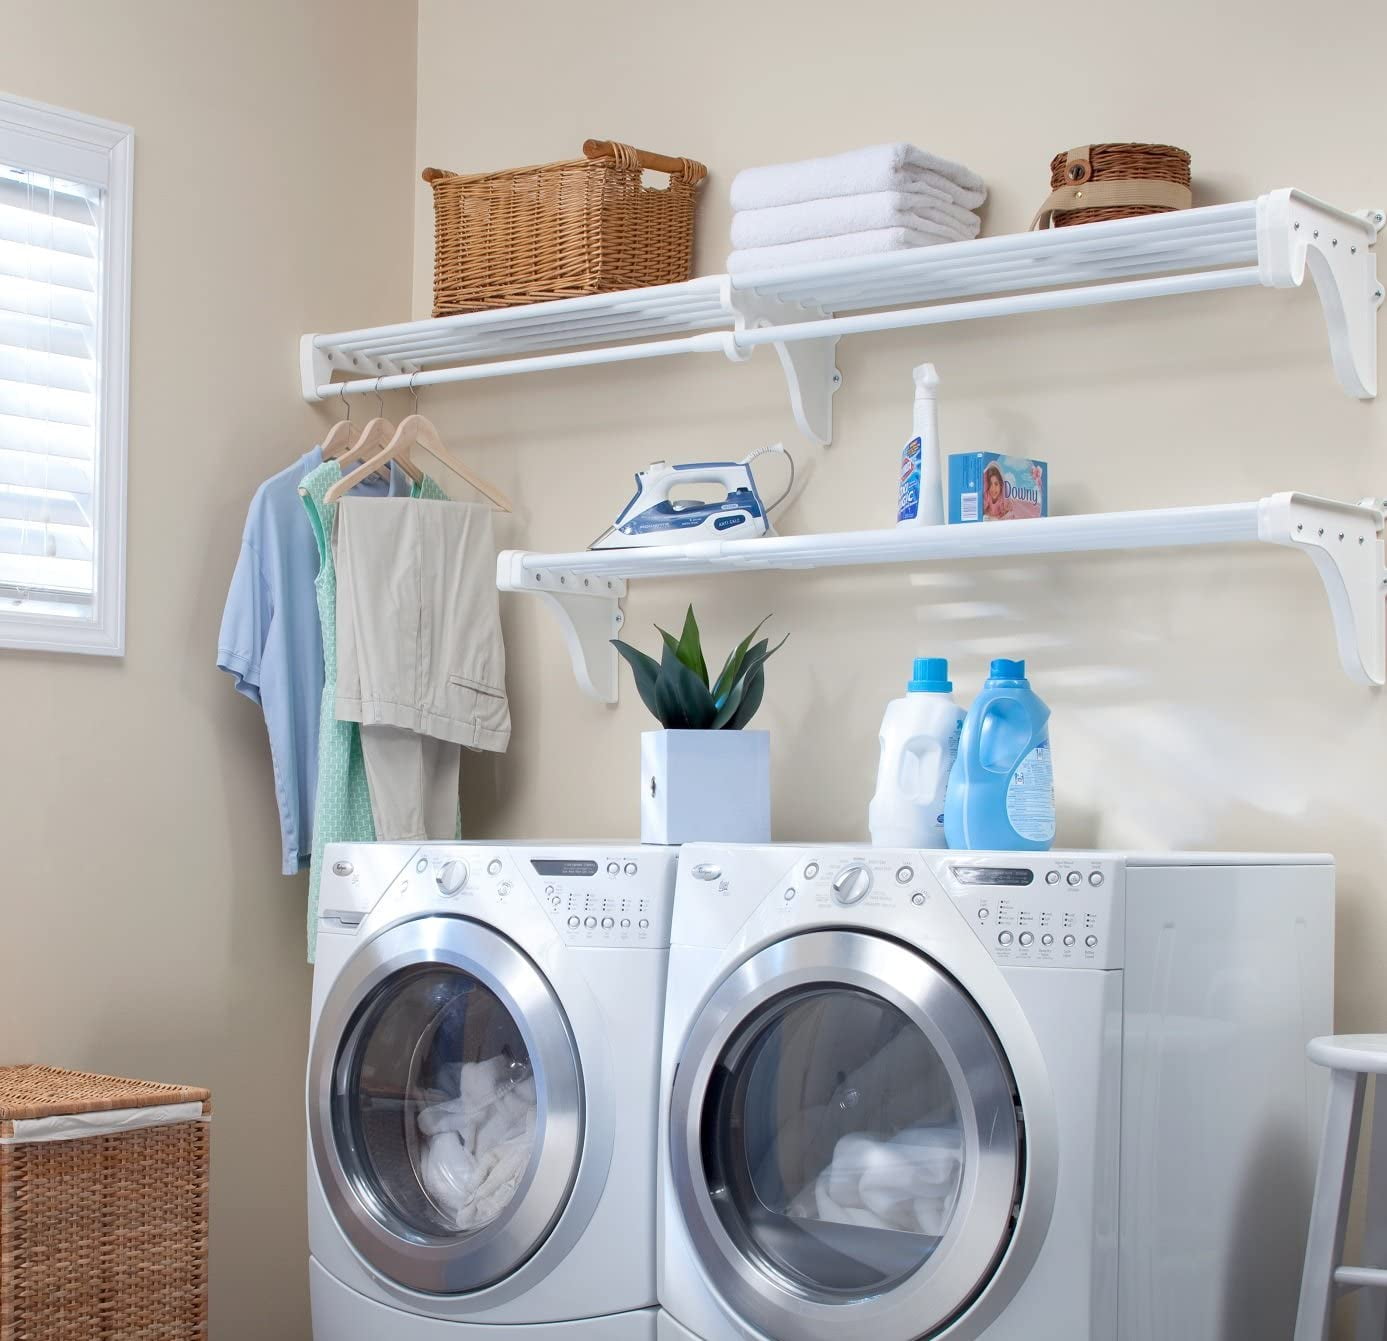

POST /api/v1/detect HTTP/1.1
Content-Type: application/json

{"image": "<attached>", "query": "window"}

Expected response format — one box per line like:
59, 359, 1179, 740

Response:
0, 93, 131, 655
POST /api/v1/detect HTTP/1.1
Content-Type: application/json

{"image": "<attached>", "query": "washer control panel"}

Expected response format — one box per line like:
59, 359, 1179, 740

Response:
942, 856, 1122, 969
524, 852, 676, 948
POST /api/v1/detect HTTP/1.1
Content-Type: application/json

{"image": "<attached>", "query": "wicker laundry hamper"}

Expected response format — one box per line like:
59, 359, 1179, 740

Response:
1032, 142, 1192, 228
423, 138, 708, 315
0, 1065, 211, 1341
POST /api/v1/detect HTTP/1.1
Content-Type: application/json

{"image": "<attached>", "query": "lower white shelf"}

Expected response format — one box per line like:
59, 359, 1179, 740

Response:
497, 493, 1387, 701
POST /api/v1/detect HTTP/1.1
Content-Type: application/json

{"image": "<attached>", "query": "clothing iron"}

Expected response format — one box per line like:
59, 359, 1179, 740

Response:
591, 444, 792, 550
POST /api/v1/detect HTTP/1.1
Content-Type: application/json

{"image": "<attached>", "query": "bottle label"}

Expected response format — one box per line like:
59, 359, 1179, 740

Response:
898, 436, 922, 522
1006, 738, 1055, 842
935, 714, 965, 827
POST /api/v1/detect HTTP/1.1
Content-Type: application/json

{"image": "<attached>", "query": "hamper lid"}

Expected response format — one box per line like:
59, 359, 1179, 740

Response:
0, 1064, 210, 1121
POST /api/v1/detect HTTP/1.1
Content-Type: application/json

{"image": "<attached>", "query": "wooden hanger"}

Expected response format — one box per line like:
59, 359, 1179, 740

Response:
376, 413, 514, 513
320, 395, 358, 460
325, 419, 422, 505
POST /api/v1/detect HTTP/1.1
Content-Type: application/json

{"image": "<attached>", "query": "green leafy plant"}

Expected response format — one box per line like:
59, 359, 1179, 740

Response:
612, 606, 785, 731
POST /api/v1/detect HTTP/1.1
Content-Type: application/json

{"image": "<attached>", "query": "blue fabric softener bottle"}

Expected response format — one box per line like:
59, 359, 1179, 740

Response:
944, 659, 1055, 850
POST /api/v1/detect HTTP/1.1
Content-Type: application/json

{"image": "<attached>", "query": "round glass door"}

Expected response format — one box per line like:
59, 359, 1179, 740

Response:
670, 931, 1020, 1341
310, 916, 583, 1295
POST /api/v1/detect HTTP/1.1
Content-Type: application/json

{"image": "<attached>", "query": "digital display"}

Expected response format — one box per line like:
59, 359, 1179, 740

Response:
530, 859, 599, 877
951, 866, 1035, 887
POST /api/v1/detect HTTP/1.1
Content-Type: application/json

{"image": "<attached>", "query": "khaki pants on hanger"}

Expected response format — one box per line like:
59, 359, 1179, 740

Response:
333, 495, 510, 841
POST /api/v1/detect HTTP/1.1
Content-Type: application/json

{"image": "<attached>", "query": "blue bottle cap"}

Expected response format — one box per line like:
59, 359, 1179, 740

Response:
989, 658, 1027, 680
908, 657, 952, 693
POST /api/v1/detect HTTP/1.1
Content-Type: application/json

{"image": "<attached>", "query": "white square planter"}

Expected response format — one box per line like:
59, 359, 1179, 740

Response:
640, 729, 771, 846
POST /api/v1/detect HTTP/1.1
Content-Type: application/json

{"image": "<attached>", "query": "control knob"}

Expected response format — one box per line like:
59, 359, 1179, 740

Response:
436, 860, 469, 896
831, 862, 872, 906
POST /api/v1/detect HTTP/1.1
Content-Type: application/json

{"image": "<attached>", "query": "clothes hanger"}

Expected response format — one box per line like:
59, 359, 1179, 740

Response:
319, 388, 357, 459
335, 377, 397, 475
324, 375, 421, 506
325, 376, 513, 511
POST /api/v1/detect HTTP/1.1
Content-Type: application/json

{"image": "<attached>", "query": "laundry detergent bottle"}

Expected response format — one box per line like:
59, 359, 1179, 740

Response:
944, 659, 1055, 851
868, 657, 965, 848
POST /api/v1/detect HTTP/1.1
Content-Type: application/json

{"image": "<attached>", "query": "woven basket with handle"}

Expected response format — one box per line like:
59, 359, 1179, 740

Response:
0, 1065, 211, 1341
1032, 142, 1192, 229
423, 140, 708, 316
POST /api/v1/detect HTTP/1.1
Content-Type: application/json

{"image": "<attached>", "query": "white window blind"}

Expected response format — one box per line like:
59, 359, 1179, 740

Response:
0, 168, 101, 615
0, 95, 131, 656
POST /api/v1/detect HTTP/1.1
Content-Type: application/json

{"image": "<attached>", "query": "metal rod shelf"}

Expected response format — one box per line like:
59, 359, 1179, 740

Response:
302, 189, 1383, 442
496, 494, 1387, 702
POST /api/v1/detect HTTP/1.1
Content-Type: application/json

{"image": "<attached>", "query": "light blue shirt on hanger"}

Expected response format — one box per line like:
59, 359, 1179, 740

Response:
217, 445, 409, 874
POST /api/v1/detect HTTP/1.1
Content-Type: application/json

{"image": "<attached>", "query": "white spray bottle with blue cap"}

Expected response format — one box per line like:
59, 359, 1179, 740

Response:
868, 657, 965, 848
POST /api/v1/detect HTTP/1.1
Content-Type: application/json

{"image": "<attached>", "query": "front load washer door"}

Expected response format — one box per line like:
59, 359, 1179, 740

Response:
669, 930, 1021, 1341
310, 915, 582, 1295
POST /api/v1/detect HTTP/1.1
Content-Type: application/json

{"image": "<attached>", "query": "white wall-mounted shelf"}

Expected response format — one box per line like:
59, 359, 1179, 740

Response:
496, 494, 1387, 702
303, 189, 1382, 443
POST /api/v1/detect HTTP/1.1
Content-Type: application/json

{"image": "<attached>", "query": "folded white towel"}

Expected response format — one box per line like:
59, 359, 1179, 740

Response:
730, 143, 987, 213
731, 191, 979, 250
728, 225, 964, 277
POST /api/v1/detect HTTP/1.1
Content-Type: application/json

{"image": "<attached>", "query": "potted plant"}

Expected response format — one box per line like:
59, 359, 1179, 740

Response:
613, 606, 784, 845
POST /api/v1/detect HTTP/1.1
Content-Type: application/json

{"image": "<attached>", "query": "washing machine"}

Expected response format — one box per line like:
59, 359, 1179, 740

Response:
307, 841, 678, 1340
657, 844, 1334, 1341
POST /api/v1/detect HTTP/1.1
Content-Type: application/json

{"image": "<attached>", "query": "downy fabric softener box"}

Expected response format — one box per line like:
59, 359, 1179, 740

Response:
948, 453, 1048, 524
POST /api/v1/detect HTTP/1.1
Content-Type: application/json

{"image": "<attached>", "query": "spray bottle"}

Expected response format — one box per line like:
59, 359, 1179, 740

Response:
896, 363, 944, 527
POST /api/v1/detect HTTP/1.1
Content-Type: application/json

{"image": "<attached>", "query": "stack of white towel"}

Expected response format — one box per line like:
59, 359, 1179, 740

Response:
417, 1054, 537, 1232
727, 143, 987, 276
789, 1125, 964, 1238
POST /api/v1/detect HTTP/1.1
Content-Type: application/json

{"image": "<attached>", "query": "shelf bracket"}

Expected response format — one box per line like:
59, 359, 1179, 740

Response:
723, 279, 842, 446
1257, 191, 1383, 399
300, 333, 411, 403
496, 553, 627, 703
1258, 492, 1386, 686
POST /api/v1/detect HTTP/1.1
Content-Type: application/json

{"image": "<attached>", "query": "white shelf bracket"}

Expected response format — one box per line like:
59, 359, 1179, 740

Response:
497, 553, 627, 703
300, 333, 411, 403
1258, 190, 1383, 399
723, 279, 842, 446
1258, 492, 1386, 685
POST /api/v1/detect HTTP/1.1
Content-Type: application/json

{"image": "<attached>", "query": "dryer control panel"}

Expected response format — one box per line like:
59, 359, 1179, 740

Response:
940, 854, 1123, 970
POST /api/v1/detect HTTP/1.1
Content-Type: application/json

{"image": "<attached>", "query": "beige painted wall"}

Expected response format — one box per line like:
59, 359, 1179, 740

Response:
0, 3, 417, 1337
414, 0, 1385, 1031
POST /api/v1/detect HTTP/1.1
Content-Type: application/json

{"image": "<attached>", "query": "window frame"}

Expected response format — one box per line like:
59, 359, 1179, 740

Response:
0, 92, 132, 657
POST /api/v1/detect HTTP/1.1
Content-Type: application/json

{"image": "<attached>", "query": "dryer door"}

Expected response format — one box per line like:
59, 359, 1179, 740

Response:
670, 930, 1021, 1341
309, 915, 582, 1295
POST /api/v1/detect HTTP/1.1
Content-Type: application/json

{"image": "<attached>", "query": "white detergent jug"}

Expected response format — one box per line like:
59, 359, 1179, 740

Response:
868, 658, 965, 848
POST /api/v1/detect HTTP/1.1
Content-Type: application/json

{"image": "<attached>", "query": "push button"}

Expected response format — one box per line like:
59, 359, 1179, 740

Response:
601, 916, 614, 929
1066, 871, 1082, 887
1018, 931, 1034, 946
1041, 933, 1054, 946
997, 931, 1013, 947
1045, 870, 1060, 885
584, 916, 597, 928
567, 916, 580, 928
1063, 934, 1076, 947
1086, 935, 1099, 948
1089, 871, 1104, 886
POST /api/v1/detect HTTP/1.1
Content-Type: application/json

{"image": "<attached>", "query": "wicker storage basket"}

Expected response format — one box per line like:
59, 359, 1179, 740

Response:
423, 138, 708, 316
0, 1065, 211, 1341
1034, 143, 1192, 228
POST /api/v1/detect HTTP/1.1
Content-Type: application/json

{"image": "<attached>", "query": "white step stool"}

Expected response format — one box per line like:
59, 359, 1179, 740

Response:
1296, 1035, 1387, 1340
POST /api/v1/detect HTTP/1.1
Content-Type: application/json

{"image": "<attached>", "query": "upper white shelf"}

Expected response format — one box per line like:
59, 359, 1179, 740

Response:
496, 493, 1387, 701
302, 189, 1383, 442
